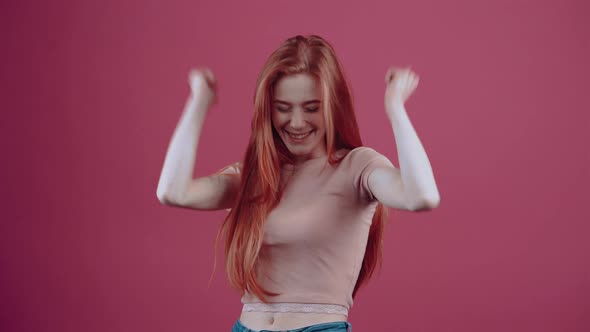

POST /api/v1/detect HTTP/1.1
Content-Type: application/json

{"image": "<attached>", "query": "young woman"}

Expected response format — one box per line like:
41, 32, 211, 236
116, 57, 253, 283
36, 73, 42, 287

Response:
157, 35, 440, 332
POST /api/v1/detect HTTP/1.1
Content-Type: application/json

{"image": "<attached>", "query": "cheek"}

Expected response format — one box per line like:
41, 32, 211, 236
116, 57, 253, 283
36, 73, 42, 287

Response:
274, 113, 294, 131
314, 115, 326, 132
271, 113, 282, 130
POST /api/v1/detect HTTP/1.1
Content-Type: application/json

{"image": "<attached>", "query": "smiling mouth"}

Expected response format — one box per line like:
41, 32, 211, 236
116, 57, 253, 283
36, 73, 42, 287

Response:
284, 130, 313, 140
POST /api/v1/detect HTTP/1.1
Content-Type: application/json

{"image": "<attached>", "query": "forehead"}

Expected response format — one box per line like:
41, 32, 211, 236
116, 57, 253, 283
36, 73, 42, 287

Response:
273, 73, 320, 102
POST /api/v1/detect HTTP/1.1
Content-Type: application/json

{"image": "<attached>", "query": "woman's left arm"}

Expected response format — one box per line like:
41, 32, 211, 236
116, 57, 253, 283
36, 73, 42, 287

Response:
368, 67, 441, 211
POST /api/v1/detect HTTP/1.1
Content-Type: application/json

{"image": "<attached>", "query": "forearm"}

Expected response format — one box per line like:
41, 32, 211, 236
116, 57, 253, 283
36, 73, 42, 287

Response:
387, 103, 440, 207
156, 94, 208, 203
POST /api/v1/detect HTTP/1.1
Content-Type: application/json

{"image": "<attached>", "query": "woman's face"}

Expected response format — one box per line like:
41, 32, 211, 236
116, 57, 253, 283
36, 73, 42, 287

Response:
272, 73, 327, 163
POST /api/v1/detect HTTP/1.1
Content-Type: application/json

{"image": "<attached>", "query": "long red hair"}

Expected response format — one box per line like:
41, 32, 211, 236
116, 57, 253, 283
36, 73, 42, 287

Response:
214, 35, 389, 302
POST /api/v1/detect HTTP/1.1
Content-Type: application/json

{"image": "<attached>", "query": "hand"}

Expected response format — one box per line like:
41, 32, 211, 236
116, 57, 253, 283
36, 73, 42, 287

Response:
188, 67, 217, 108
384, 67, 419, 110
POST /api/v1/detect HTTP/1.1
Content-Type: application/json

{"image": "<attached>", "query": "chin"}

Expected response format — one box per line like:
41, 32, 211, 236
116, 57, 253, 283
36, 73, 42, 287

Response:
286, 142, 322, 156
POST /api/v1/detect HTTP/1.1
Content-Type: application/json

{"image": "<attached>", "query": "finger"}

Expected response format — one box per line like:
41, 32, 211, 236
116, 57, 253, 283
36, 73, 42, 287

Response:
205, 69, 218, 89
397, 69, 408, 83
405, 67, 414, 79
399, 67, 412, 82
385, 67, 394, 84
407, 72, 416, 87
386, 67, 402, 84
188, 68, 199, 80
410, 77, 418, 92
204, 68, 215, 82
404, 68, 411, 77
408, 73, 416, 88
386, 72, 394, 84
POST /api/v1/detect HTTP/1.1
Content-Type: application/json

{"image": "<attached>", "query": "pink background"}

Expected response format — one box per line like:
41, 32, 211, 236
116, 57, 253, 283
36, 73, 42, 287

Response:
2, 0, 589, 331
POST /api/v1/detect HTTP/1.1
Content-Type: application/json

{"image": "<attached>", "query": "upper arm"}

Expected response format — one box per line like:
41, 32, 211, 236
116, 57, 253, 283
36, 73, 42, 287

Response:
163, 162, 242, 211
367, 166, 434, 211
352, 147, 433, 211
367, 166, 410, 210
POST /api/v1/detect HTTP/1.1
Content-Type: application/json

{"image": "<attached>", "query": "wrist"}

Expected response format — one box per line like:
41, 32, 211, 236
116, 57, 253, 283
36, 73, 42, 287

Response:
190, 93, 214, 111
386, 101, 405, 118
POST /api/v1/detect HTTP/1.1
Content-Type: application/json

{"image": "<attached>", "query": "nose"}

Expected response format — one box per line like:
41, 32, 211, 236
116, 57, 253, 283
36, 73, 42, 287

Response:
289, 109, 305, 129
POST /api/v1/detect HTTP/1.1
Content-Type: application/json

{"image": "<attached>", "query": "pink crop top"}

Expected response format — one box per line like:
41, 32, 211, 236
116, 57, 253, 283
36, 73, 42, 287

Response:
225, 147, 394, 310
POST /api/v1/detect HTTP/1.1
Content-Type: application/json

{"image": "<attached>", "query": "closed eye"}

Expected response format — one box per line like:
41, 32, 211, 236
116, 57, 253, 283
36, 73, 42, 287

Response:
274, 105, 318, 113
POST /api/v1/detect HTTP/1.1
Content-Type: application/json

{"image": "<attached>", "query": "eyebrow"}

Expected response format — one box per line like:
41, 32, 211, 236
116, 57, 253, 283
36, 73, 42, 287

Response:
273, 99, 321, 106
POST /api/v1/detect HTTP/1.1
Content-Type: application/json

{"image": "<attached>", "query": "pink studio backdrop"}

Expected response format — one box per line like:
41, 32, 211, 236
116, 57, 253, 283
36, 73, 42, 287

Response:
2, 0, 588, 331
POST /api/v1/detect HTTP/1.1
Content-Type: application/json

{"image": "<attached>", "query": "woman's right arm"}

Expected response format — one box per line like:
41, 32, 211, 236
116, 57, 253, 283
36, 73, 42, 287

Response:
156, 69, 241, 211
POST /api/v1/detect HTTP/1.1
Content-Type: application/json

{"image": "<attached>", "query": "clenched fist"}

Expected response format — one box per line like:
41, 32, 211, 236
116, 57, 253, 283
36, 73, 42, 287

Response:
188, 67, 217, 108
384, 67, 419, 111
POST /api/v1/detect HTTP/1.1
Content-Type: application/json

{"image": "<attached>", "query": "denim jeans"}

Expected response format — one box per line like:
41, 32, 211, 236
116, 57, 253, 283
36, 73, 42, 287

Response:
231, 319, 352, 332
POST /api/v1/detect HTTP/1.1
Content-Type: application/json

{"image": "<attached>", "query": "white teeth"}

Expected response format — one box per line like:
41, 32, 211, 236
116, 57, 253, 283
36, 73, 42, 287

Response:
286, 130, 312, 140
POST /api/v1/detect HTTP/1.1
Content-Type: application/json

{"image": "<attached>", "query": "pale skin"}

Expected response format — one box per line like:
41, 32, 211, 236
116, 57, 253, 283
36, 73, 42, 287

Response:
157, 67, 439, 211
156, 66, 440, 329
371, 67, 440, 210
156, 68, 242, 210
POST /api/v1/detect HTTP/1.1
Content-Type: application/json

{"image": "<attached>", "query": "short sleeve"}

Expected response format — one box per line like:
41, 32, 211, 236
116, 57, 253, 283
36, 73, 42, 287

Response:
350, 147, 394, 201
214, 162, 242, 212
215, 161, 242, 175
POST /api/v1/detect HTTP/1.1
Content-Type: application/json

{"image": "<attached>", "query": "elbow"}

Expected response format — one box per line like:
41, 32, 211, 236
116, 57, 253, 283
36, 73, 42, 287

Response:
157, 191, 170, 205
424, 193, 441, 209
156, 188, 176, 206
407, 195, 440, 212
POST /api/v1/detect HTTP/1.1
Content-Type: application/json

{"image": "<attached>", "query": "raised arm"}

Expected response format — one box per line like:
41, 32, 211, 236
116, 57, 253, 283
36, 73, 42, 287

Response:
368, 67, 440, 211
156, 68, 241, 211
